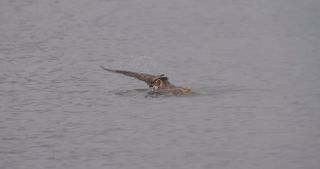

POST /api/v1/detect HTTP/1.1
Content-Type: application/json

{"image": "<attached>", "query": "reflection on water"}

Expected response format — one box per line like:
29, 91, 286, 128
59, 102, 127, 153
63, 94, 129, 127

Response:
111, 85, 248, 98
113, 88, 151, 97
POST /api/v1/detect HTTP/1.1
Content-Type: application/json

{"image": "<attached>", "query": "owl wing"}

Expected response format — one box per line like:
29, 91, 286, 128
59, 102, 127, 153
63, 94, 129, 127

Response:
100, 66, 165, 86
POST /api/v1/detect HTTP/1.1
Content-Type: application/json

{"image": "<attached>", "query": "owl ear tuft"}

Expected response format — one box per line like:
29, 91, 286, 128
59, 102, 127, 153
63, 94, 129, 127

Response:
160, 76, 168, 80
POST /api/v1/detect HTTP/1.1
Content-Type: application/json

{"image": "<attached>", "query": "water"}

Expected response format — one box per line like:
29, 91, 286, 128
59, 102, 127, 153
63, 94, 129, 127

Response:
1, 0, 320, 169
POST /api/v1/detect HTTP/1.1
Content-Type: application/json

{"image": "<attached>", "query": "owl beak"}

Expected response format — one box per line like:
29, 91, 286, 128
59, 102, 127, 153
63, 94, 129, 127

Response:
152, 86, 159, 91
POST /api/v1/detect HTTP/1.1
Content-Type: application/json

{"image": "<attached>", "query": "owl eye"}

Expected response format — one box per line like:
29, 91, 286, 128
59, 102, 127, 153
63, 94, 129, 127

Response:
152, 79, 160, 86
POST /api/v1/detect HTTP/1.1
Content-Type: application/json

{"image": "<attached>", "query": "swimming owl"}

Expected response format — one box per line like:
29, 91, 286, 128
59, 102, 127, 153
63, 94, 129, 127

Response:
100, 66, 191, 95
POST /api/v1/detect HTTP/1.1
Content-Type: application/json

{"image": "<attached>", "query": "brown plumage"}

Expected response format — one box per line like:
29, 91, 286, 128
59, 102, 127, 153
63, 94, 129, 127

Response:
100, 66, 191, 95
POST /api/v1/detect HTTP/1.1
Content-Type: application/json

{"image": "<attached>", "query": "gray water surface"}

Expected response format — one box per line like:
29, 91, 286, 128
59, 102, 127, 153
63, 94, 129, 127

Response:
1, 0, 320, 169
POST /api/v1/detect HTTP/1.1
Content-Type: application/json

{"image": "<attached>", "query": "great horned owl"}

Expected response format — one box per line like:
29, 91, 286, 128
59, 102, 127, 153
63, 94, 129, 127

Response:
100, 66, 191, 95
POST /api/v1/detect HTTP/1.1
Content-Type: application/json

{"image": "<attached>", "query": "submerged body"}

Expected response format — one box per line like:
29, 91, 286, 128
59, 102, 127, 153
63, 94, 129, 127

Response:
150, 77, 191, 95
100, 66, 191, 95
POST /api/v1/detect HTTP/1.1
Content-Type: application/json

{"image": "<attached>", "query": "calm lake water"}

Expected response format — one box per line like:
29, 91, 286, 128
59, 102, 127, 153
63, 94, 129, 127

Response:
1, 0, 320, 169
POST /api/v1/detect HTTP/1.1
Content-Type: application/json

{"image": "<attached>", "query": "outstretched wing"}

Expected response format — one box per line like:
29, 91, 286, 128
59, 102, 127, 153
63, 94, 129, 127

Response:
100, 66, 163, 86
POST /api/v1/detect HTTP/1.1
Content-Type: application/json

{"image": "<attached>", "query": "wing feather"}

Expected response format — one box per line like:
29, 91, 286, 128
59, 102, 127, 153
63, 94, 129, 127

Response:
100, 66, 159, 86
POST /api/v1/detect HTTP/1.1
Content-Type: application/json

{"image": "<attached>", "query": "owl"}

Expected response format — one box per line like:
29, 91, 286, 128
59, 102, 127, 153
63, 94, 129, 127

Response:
101, 66, 191, 95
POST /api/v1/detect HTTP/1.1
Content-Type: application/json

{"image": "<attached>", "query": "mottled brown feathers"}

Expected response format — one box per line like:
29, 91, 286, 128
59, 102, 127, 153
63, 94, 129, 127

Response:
100, 66, 191, 94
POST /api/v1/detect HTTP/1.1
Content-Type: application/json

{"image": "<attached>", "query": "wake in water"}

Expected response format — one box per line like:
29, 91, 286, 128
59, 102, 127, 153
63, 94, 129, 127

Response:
110, 88, 196, 98
109, 85, 254, 98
